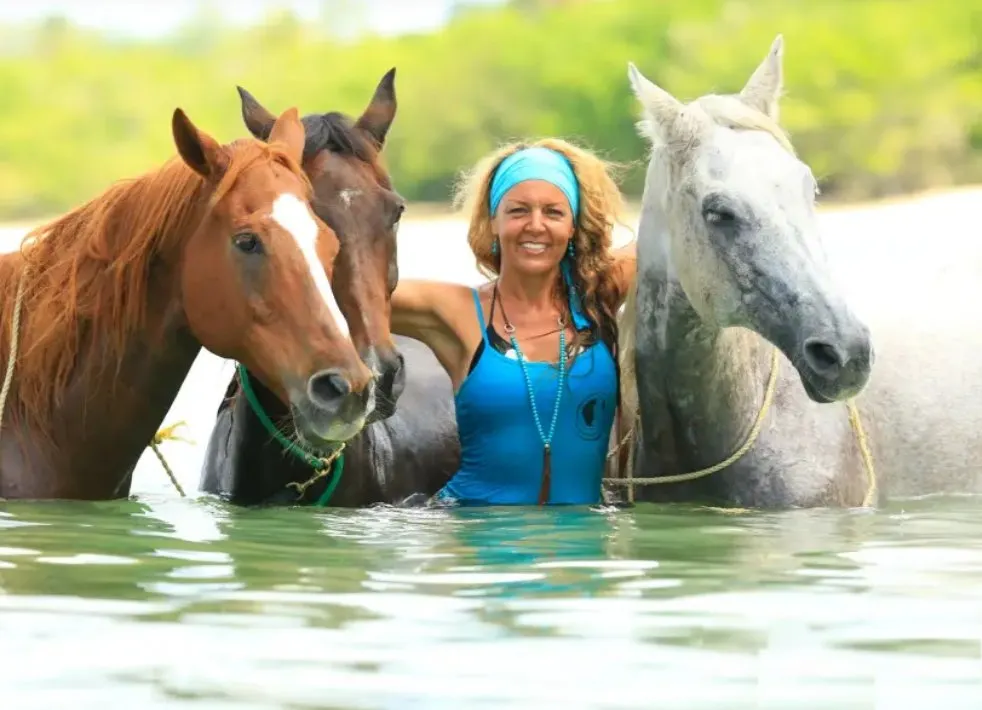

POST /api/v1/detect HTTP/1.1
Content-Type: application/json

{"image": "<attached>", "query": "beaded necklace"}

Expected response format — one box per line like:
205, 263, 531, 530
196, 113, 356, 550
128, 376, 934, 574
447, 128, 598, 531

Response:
495, 282, 568, 504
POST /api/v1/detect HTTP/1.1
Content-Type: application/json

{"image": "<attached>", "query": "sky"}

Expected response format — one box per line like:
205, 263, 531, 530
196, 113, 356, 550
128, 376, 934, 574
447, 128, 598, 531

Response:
0, 0, 503, 38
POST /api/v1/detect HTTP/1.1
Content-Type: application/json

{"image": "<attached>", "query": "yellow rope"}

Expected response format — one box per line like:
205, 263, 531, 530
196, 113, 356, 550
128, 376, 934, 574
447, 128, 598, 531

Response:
0, 273, 26, 437
606, 408, 639, 504
0, 270, 190, 498
149, 420, 193, 497
604, 347, 878, 508
848, 400, 877, 507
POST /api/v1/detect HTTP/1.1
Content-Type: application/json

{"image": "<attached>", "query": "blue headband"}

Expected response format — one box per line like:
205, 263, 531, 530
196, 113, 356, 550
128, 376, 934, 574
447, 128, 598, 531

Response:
488, 147, 589, 330
489, 147, 580, 218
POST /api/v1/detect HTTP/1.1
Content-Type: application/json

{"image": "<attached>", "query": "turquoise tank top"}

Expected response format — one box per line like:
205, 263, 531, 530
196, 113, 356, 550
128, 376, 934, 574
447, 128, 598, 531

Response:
436, 288, 618, 506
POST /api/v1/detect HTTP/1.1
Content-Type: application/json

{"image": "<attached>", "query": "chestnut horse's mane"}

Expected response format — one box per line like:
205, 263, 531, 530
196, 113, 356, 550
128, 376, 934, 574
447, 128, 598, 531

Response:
0, 138, 310, 436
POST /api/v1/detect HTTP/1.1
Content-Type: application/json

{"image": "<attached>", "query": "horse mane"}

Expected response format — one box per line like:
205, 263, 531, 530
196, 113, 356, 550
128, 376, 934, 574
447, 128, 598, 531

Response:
617, 93, 795, 430
0, 138, 310, 438
303, 112, 391, 187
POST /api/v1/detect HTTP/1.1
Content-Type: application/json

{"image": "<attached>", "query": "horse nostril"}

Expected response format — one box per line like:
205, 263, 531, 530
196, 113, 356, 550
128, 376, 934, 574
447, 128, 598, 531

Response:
803, 338, 844, 379
307, 369, 350, 407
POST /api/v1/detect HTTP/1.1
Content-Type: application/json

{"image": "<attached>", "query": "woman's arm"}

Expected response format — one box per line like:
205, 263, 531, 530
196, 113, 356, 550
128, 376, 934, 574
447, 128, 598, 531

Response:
390, 280, 451, 341
610, 240, 637, 306
390, 279, 477, 386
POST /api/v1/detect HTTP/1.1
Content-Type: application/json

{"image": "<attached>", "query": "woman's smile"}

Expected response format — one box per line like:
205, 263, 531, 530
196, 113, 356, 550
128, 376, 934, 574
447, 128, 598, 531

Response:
518, 241, 549, 254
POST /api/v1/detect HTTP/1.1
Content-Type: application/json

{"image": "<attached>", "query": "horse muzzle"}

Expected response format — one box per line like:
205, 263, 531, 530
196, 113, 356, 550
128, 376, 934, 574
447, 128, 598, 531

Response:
289, 368, 372, 446
364, 345, 406, 423
797, 327, 874, 403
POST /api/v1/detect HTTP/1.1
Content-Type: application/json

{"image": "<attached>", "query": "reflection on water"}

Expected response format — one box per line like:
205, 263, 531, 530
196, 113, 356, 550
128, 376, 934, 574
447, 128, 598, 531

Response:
2, 496, 982, 708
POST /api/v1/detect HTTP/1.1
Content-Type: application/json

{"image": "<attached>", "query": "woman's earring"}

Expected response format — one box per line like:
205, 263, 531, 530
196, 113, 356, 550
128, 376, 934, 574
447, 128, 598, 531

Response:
491, 239, 499, 256
567, 241, 575, 258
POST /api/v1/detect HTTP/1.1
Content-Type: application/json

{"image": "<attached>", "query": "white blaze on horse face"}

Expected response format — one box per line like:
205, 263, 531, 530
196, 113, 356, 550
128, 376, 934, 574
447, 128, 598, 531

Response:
339, 189, 362, 209
271, 193, 350, 337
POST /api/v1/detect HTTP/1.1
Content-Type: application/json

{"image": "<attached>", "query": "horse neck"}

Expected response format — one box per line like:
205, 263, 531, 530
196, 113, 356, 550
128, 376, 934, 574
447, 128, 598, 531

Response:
635, 196, 772, 469
70, 259, 200, 495
1, 212, 204, 498
241, 376, 311, 501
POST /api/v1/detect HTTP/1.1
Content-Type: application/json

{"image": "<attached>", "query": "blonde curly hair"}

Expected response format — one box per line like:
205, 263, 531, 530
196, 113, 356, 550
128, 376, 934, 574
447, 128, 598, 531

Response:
452, 137, 628, 349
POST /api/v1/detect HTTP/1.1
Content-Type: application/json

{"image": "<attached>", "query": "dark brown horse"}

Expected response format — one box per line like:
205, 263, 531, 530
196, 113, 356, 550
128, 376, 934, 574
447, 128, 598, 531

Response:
199, 70, 460, 507
0, 107, 372, 500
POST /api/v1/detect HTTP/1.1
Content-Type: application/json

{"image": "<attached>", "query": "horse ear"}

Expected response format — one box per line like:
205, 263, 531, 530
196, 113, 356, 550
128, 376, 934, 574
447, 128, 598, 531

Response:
267, 107, 306, 164
172, 108, 228, 179
627, 62, 684, 143
355, 67, 397, 147
236, 85, 277, 141
739, 34, 784, 120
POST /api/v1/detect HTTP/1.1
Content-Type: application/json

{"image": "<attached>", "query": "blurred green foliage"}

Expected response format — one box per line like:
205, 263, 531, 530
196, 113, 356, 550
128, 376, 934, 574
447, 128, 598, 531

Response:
0, 0, 979, 219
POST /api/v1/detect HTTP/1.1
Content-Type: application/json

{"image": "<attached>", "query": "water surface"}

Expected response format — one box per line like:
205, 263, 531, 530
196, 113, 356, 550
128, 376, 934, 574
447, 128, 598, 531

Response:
3, 496, 982, 708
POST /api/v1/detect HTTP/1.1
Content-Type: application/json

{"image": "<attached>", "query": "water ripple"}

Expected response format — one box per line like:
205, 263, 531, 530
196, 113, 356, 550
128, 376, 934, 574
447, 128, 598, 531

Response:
1, 496, 982, 707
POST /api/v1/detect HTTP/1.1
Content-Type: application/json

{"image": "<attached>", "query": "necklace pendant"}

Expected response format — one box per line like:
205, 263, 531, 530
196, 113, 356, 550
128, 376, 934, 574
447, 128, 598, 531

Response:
538, 444, 552, 505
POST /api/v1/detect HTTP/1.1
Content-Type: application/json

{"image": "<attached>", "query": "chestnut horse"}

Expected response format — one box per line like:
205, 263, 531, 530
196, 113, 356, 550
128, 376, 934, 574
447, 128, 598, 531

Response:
200, 70, 460, 507
0, 107, 372, 500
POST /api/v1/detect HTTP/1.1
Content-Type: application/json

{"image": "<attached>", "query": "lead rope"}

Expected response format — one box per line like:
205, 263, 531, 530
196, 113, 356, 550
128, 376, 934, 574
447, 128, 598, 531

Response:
848, 400, 877, 507
604, 347, 877, 508
148, 421, 190, 497
0, 270, 188, 498
236, 363, 346, 505
0, 273, 27, 438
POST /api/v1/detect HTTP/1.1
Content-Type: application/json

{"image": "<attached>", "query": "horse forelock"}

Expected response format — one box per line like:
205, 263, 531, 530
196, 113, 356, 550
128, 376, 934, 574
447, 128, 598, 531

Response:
693, 94, 795, 156
304, 112, 390, 188
216, 139, 314, 206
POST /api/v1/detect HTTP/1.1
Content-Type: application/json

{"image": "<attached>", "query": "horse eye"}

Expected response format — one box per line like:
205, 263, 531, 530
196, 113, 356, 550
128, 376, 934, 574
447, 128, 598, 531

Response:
233, 232, 263, 255
701, 194, 739, 227
392, 202, 406, 226
704, 207, 736, 225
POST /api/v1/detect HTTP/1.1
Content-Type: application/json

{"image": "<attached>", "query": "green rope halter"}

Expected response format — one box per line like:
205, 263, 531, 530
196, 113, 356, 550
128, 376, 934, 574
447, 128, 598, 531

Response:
236, 363, 344, 507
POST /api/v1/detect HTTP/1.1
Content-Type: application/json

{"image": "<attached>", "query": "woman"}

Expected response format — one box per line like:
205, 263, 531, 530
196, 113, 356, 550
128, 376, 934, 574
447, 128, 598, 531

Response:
392, 139, 636, 506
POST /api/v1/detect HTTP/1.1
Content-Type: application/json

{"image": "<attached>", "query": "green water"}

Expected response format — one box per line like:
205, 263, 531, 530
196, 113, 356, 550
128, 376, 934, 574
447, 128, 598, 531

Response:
2, 495, 981, 709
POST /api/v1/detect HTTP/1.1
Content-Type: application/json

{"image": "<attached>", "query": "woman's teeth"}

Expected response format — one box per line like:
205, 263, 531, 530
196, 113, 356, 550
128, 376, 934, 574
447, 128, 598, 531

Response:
519, 242, 547, 254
